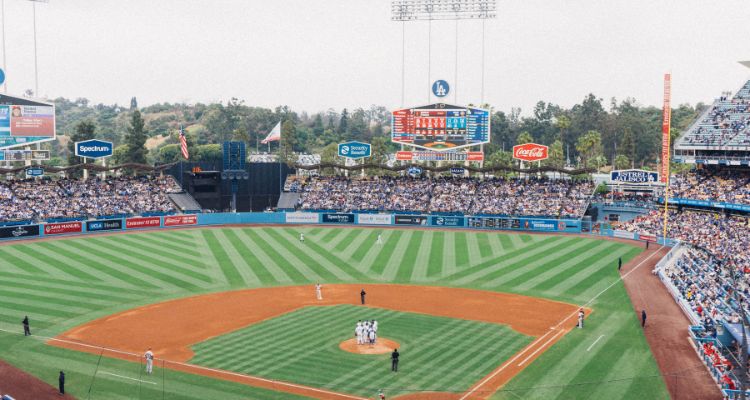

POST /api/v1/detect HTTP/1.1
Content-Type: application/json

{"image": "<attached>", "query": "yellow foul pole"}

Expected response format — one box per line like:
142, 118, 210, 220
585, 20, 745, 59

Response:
661, 73, 672, 241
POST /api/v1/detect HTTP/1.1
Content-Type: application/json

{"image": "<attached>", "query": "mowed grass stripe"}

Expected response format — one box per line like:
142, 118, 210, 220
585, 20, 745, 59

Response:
0, 279, 135, 303
191, 308, 329, 359
201, 229, 245, 287
0, 247, 47, 275
274, 229, 367, 281
252, 229, 326, 282
481, 238, 595, 288
0, 286, 109, 310
212, 229, 260, 286
498, 234, 514, 251
257, 229, 334, 282
516, 240, 615, 291
547, 246, 638, 297
339, 229, 374, 259
0, 298, 80, 318
34, 242, 115, 283
466, 232, 483, 266
45, 241, 160, 289
240, 229, 304, 283
447, 236, 566, 285
9, 245, 99, 282
454, 232, 470, 268
141, 230, 198, 249
409, 231, 433, 282
330, 229, 361, 252
366, 230, 403, 276
68, 239, 204, 290
570, 247, 642, 298
234, 229, 293, 284
477, 233, 493, 259
109, 235, 205, 269
274, 228, 365, 281
88, 237, 214, 285
353, 230, 393, 273
386, 230, 422, 281
425, 231, 444, 278
442, 232, 457, 277
0, 270, 152, 297
224, 228, 278, 285
347, 230, 379, 262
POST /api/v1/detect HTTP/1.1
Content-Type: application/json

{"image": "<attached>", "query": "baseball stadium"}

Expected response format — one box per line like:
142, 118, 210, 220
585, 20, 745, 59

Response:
1, 1, 750, 400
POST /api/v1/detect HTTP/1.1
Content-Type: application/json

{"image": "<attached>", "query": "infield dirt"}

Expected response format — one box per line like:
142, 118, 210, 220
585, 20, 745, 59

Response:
51, 284, 583, 400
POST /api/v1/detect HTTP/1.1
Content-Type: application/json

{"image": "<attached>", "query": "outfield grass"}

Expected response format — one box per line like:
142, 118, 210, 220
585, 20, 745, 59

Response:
0, 227, 669, 399
191, 305, 532, 397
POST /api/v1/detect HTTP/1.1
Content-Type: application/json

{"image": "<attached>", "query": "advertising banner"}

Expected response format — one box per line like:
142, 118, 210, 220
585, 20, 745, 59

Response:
610, 169, 659, 184
394, 215, 428, 225
0, 95, 56, 148
395, 151, 484, 162
322, 213, 355, 224
357, 214, 392, 225
338, 141, 371, 159
75, 139, 113, 159
0, 149, 50, 161
285, 212, 319, 224
86, 219, 123, 232
513, 143, 549, 162
522, 220, 560, 231
613, 230, 636, 240
44, 222, 83, 235
126, 217, 161, 229
0, 224, 39, 239
431, 216, 465, 227
164, 215, 197, 227
640, 232, 656, 242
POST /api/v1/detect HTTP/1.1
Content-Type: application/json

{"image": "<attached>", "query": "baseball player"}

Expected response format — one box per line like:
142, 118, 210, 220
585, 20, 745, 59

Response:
144, 348, 154, 375
300, 233, 305, 242
355, 321, 363, 345
577, 308, 584, 328
377, 234, 382, 245
315, 283, 323, 300
378, 389, 386, 400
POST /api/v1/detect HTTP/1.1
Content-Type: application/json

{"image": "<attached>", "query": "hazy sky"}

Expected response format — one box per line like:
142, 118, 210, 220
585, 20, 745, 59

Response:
2, 0, 749, 114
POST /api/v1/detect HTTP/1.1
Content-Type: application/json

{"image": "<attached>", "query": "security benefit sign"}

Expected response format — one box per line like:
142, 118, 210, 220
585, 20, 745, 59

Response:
338, 141, 371, 159
431, 216, 465, 227
610, 169, 659, 184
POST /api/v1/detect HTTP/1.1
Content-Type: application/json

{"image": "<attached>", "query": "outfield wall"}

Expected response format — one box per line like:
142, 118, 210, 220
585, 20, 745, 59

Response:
0, 212, 590, 241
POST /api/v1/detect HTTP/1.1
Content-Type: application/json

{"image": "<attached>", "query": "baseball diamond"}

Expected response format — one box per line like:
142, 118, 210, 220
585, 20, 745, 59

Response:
0, 226, 671, 399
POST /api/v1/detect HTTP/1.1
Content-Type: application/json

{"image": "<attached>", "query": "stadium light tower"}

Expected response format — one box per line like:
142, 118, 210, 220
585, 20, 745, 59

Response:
391, 0, 496, 104
27, 0, 47, 97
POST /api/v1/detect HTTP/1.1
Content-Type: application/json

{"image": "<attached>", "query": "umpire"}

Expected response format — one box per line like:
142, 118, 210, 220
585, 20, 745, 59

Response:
22, 315, 30, 336
391, 348, 399, 372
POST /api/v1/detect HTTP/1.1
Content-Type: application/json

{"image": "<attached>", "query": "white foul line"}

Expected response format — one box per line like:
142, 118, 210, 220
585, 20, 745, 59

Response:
587, 335, 605, 352
517, 330, 564, 367
99, 371, 157, 385
458, 245, 665, 400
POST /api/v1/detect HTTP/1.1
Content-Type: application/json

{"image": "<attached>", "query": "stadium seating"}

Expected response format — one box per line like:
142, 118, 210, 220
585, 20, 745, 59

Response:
0, 175, 182, 222
298, 176, 594, 218
677, 80, 750, 147
670, 169, 750, 205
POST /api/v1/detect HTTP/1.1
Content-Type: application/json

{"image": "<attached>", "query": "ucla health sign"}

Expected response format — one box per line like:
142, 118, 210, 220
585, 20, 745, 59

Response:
338, 141, 371, 159
75, 139, 113, 159
610, 169, 659, 184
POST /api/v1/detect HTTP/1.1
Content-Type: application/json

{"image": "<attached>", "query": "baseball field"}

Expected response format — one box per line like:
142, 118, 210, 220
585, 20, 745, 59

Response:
0, 226, 669, 399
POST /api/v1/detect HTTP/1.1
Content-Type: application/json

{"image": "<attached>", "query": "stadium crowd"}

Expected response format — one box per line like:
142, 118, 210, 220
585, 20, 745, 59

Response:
297, 176, 593, 218
670, 169, 750, 205
0, 175, 182, 221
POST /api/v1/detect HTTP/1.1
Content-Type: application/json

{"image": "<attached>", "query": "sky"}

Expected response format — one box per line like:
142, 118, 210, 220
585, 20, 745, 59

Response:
1, 0, 749, 115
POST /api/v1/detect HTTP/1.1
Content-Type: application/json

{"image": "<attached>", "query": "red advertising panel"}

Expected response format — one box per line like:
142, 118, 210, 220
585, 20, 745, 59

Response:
660, 74, 672, 184
10, 105, 56, 137
164, 215, 197, 227
44, 221, 82, 235
513, 143, 549, 162
126, 217, 161, 229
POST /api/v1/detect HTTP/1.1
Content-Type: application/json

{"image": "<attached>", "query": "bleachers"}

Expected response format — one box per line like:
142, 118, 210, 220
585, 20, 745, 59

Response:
677, 80, 750, 148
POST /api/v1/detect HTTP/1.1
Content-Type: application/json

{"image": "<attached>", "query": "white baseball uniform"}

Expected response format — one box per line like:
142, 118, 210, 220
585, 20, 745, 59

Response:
144, 350, 154, 374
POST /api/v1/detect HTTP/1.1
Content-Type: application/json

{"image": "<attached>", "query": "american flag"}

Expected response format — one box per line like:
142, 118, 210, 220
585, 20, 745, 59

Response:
179, 125, 189, 159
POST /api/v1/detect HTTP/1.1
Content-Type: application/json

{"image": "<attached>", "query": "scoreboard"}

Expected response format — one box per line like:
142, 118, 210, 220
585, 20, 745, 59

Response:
392, 103, 490, 151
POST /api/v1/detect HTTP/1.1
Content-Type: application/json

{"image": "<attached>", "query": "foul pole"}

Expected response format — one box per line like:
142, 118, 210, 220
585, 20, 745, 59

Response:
661, 73, 672, 240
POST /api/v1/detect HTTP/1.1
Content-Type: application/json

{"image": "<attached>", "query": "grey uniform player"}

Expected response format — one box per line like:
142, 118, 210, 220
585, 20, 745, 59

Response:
144, 348, 154, 374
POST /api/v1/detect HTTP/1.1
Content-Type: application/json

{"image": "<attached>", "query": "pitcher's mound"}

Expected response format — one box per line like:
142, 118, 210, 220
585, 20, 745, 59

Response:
339, 338, 400, 355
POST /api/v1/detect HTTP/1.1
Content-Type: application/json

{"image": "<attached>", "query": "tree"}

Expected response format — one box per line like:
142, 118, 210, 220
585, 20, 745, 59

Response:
516, 131, 533, 145
112, 144, 130, 165
620, 128, 636, 168
546, 140, 564, 167
194, 144, 222, 161
338, 108, 349, 135
278, 120, 298, 166
312, 114, 325, 138
158, 144, 182, 164
614, 154, 630, 170
130, 97, 138, 110
320, 143, 341, 176
486, 150, 513, 168
67, 120, 97, 169
124, 110, 148, 167
575, 130, 603, 167
555, 114, 571, 149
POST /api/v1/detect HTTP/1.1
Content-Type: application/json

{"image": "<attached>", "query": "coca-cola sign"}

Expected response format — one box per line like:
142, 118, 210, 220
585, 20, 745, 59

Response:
513, 143, 549, 162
